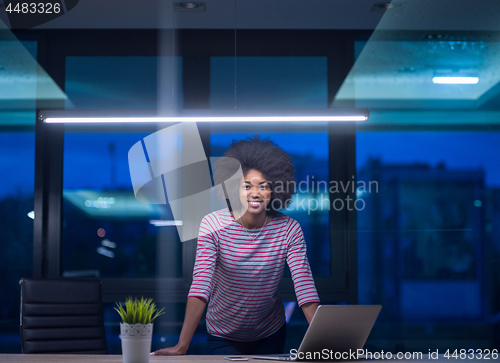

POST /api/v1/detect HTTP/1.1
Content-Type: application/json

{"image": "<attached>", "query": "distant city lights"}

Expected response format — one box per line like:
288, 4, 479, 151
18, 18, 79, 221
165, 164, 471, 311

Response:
101, 239, 116, 248
149, 220, 183, 227
97, 246, 115, 258
85, 197, 116, 209
97, 228, 106, 237
432, 76, 479, 84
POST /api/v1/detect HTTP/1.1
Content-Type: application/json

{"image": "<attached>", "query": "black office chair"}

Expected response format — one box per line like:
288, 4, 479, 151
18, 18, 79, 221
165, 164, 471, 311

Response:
19, 278, 108, 354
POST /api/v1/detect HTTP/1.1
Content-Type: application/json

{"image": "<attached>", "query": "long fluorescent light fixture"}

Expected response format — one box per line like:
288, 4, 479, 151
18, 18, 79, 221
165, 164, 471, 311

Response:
40, 109, 369, 123
432, 76, 479, 85
150, 220, 183, 227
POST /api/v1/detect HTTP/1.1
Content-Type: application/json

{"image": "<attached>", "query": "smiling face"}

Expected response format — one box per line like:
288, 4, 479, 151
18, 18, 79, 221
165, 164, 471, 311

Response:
239, 169, 272, 217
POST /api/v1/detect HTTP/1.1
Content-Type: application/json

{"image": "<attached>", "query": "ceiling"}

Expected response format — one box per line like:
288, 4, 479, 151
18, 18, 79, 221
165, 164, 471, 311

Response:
2, 0, 500, 126
332, 1, 500, 110
334, 37, 500, 109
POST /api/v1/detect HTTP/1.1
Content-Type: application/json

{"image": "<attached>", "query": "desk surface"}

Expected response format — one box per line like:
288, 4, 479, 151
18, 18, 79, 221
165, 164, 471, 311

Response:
1, 355, 226, 363
0, 355, 491, 363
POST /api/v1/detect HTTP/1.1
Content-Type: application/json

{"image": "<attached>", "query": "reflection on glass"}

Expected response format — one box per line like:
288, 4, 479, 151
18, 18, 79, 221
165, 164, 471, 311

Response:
357, 131, 499, 350
211, 132, 330, 277
339, 40, 500, 110
209, 56, 330, 278
62, 55, 184, 278
65, 56, 182, 110
0, 40, 66, 111
62, 132, 182, 278
0, 132, 35, 352
210, 56, 327, 109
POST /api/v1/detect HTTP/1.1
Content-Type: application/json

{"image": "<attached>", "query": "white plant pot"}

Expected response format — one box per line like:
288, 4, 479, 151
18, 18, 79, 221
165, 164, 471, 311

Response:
120, 322, 153, 363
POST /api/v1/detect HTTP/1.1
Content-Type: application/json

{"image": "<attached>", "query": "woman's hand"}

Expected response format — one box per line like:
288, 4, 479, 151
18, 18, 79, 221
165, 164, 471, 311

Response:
151, 297, 207, 356
301, 302, 320, 324
151, 343, 187, 356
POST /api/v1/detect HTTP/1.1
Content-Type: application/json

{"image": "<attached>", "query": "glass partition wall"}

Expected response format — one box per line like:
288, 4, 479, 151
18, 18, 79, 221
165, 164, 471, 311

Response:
0, 39, 37, 353
62, 54, 187, 352
352, 36, 500, 351
3, 19, 500, 357
57, 37, 349, 353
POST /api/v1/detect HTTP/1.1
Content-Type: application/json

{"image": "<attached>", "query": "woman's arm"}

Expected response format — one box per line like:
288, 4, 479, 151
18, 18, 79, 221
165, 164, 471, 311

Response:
153, 215, 218, 355
286, 221, 321, 319
301, 301, 320, 324
152, 296, 207, 355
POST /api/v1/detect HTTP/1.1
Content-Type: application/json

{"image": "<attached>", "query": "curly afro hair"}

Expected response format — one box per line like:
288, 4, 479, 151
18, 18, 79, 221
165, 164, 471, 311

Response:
213, 135, 296, 215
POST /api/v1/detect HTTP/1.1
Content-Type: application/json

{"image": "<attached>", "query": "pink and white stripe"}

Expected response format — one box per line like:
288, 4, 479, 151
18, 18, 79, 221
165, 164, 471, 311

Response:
188, 208, 320, 342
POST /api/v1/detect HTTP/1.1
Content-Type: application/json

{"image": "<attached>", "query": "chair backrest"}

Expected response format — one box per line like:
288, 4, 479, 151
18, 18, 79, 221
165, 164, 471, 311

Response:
19, 278, 108, 354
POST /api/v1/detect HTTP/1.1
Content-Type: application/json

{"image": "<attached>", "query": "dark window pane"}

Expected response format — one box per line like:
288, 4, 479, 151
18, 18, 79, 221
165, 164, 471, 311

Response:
65, 56, 182, 110
357, 131, 499, 351
0, 39, 36, 353
0, 132, 35, 352
211, 132, 330, 277
62, 56, 184, 278
209, 56, 330, 276
210, 56, 327, 109
62, 132, 183, 278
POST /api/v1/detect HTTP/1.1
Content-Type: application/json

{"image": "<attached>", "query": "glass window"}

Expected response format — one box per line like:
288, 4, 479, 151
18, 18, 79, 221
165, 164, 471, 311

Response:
62, 132, 184, 278
209, 56, 331, 277
357, 130, 499, 351
209, 55, 332, 348
0, 132, 35, 353
62, 53, 332, 353
211, 131, 330, 277
0, 40, 36, 353
210, 56, 328, 109
64, 54, 162, 110
65, 56, 182, 110
63, 56, 184, 278
62, 55, 193, 354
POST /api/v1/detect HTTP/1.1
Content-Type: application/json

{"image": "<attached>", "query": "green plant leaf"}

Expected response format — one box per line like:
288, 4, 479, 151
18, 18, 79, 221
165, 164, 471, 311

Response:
114, 296, 165, 324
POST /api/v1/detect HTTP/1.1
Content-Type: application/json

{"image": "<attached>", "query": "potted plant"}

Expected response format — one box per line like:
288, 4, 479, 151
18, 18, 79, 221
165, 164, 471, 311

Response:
115, 297, 164, 363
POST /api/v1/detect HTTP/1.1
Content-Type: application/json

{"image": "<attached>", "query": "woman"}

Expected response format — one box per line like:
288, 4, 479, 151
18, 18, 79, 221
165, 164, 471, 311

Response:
153, 136, 319, 355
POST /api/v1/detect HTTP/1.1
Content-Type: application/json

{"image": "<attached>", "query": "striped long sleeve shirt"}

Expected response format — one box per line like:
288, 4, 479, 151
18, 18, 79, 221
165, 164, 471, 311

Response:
188, 208, 320, 342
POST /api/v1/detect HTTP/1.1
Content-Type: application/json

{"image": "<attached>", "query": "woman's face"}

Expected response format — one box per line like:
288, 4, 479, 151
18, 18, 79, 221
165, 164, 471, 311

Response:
239, 169, 272, 217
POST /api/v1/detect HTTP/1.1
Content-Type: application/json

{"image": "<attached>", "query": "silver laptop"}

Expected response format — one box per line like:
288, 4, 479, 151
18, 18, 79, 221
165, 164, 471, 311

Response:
252, 305, 382, 361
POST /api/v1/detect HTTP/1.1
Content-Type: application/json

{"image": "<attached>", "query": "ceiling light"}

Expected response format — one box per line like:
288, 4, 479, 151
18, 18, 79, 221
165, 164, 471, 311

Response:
101, 239, 117, 248
150, 220, 183, 227
432, 77, 479, 84
179, 2, 199, 8
370, 2, 404, 12
40, 109, 369, 123
175, 2, 205, 12
97, 247, 115, 258
45, 116, 367, 123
